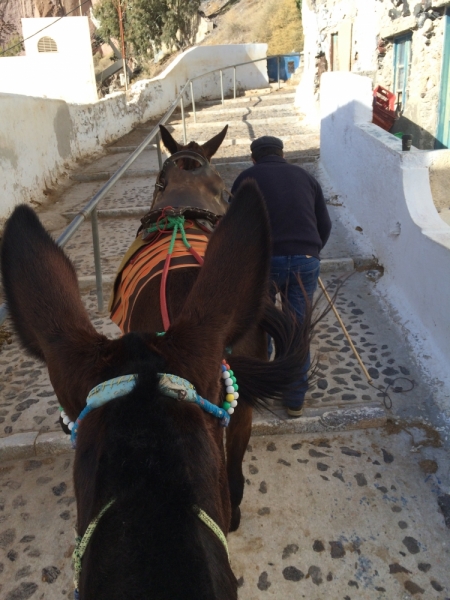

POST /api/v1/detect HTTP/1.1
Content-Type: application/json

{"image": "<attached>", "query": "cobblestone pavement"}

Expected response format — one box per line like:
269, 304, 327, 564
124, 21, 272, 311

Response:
1, 83, 450, 598
1, 429, 449, 599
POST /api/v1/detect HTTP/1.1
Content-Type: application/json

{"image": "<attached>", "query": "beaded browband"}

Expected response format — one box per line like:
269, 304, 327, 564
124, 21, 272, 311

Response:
61, 364, 239, 447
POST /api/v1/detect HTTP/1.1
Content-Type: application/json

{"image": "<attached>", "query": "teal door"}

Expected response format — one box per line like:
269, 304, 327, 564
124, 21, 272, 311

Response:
437, 10, 450, 148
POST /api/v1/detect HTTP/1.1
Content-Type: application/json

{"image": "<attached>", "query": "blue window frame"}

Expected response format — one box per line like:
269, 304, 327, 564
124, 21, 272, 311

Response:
393, 34, 412, 112
436, 9, 450, 148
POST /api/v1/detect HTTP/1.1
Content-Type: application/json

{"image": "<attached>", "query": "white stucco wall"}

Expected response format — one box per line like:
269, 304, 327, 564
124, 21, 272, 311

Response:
0, 17, 98, 104
320, 72, 450, 405
0, 43, 268, 221
153, 44, 268, 102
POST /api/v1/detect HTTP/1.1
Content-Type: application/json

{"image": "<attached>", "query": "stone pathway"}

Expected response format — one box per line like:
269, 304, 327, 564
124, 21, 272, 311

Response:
1, 428, 449, 599
1, 81, 450, 599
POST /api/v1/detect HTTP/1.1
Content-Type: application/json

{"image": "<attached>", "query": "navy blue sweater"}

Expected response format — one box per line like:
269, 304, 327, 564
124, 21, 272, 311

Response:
231, 156, 331, 258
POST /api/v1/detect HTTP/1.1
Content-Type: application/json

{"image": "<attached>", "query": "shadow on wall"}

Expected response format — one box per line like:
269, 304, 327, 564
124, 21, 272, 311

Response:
390, 115, 443, 151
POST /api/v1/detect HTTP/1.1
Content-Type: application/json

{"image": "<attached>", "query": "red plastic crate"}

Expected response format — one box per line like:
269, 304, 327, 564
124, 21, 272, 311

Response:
372, 85, 397, 131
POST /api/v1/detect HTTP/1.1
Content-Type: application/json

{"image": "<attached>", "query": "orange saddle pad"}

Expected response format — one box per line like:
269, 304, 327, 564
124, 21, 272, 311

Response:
109, 228, 209, 333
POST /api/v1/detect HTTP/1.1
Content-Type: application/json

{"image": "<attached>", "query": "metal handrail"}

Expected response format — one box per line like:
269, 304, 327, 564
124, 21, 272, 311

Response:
0, 52, 301, 325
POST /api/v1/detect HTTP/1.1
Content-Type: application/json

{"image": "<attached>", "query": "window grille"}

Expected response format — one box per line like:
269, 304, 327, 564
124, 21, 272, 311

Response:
37, 37, 58, 53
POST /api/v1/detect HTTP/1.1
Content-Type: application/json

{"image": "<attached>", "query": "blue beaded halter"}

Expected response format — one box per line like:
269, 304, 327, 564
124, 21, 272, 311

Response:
65, 368, 239, 447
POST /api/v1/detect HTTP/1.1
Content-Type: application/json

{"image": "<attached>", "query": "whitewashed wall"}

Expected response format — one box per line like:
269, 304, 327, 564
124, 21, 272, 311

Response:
0, 43, 268, 221
320, 72, 450, 407
0, 17, 98, 104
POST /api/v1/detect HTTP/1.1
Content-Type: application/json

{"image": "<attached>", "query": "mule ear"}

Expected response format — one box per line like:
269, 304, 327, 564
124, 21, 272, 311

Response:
201, 125, 228, 160
1, 205, 111, 417
159, 124, 182, 155
172, 179, 270, 347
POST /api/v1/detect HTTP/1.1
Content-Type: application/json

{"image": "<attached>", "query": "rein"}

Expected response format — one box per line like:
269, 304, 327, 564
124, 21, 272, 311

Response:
143, 211, 204, 331
72, 501, 229, 599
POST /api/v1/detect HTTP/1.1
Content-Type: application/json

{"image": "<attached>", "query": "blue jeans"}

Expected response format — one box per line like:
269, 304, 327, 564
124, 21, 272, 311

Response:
269, 255, 320, 409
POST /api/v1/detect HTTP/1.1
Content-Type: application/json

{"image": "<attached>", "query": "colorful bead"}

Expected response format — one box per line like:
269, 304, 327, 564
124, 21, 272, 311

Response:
221, 358, 238, 419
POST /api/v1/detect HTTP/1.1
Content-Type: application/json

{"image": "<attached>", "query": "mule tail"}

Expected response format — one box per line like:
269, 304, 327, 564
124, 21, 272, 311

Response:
228, 296, 314, 409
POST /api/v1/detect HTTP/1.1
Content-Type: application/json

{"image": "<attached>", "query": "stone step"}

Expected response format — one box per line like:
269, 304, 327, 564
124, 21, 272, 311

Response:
73, 257, 357, 286
70, 169, 159, 182
106, 144, 158, 154
69, 150, 319, 183
180, 102, 295, 119
168, 109, 303, 126
0, 401, 387, 463
193, 90, 295, 109
157, 115, 306, 131
76, 259, 354, 295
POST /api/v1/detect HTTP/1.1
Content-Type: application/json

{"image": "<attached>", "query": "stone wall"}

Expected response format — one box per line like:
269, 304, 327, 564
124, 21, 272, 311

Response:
298, 0, 450, 149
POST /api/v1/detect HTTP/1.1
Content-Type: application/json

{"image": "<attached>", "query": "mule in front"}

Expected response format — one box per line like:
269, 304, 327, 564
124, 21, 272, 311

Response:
110, 126, 312, 532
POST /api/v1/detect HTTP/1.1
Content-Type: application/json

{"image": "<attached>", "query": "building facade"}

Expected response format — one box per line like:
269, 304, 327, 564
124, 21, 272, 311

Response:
300, 0, 450, 149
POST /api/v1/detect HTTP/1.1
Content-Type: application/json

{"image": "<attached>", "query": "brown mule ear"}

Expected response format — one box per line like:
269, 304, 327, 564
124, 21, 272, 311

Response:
201, 125, 228, 160
0, 205, 114, 418
159, 124, 182, 155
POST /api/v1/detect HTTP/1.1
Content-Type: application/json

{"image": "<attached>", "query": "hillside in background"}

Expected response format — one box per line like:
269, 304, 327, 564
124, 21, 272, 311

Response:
200, 0, 303, 54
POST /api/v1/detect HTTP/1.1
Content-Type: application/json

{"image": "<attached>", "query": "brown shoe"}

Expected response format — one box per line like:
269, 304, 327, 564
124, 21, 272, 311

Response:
287, 407, 303, 418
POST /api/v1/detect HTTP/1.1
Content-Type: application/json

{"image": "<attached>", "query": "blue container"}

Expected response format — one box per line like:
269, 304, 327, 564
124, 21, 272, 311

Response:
267, 55, 300, 82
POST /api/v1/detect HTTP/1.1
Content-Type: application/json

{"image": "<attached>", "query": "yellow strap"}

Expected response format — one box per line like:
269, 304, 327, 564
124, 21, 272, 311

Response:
73, 500, 229, 592
73, 499, 115, 589
194, 505, 229, 559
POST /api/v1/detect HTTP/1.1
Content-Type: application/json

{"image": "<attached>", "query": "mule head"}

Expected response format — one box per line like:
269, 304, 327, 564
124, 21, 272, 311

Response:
159, 124, 228, 169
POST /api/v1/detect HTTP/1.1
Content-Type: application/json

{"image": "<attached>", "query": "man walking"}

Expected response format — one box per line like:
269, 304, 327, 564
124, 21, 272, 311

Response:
231, 136, 331, 417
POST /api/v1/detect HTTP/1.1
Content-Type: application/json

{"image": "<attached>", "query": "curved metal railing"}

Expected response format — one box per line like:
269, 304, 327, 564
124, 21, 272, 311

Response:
0, 52, 300, 324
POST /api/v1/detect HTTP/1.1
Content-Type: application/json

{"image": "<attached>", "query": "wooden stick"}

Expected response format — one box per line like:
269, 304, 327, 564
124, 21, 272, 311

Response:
318, 277, 373, 384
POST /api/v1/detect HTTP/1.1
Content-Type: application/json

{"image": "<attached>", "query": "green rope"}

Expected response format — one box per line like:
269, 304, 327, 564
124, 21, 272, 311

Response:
73, 499, 115, 590
168, 223, 178, 254
146, 215, 192, 253
193, 505, 229, 559
178, 221, 191, 249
